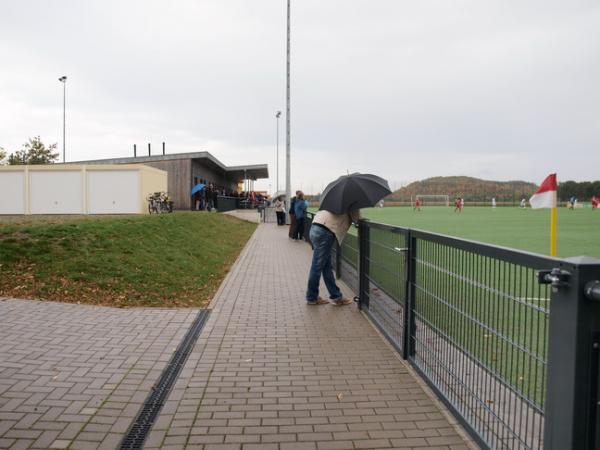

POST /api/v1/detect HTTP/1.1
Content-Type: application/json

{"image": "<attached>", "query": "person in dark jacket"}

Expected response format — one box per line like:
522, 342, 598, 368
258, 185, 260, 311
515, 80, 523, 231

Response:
288, 191, 299, 239
293, 192, 308, 240
212, 188, 219, 211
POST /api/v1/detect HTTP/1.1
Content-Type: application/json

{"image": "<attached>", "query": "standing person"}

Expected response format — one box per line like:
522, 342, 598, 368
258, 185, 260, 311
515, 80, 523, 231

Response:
520, 198, 527, 209
212, 187, 219, 211
274, 196, 286, 225
454, 197, 462, 212
305, 209, 361, 305
592, 196, 599, 209
288, 191, 299, 239
413, 197, 422, 212
491, 197, 497, 209
194, 190, 202, 210
206, 184, 214, 211
293, 192, 308, 240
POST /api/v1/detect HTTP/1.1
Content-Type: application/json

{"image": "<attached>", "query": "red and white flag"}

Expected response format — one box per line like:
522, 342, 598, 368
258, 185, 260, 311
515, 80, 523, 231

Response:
529, 173, 557, 209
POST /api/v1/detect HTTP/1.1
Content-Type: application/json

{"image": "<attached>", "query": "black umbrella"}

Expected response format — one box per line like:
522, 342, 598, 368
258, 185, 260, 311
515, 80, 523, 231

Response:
319, 173, 391, 214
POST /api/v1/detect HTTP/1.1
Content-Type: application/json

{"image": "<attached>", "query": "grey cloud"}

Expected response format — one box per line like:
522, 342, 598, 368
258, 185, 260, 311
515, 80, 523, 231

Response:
1, 0, 599, 193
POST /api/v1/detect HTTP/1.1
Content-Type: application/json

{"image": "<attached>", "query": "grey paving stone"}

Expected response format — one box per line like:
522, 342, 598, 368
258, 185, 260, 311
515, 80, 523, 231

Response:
1, 224, 472, 449
0, 299, 198, 449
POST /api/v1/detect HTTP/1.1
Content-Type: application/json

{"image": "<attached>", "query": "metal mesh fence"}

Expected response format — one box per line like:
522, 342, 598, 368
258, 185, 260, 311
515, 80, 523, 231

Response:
410, 233, 553, 449
339, 220, 561, 450
339, 233, 359, 296
363, 224, 408, 354
301, 215, 600, 449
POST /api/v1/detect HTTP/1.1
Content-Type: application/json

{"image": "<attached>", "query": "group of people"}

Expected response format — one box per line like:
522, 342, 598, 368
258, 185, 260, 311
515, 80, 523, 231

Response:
193, 184, 268, 211
568, 195, 600, 209
237, 190, 268, 208
288, 191, 309, 240
193, 183, 222, 211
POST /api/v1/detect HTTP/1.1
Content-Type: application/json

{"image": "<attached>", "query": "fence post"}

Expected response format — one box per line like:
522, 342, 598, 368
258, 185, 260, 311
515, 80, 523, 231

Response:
402, 231, 417, 359
543, 256, 600, 449
358, 219, 370, 310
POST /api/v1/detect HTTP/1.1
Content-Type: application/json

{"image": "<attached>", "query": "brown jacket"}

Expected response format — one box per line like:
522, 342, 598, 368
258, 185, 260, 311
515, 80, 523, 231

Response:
312, 209, 361, 245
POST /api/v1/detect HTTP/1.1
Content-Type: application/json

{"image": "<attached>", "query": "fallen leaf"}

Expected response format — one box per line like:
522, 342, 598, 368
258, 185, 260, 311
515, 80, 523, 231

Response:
336, 393, 343, 401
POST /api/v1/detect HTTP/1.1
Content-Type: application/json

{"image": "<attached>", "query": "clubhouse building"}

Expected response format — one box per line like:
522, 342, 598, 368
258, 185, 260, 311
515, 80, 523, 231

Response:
71, 151, 269, 210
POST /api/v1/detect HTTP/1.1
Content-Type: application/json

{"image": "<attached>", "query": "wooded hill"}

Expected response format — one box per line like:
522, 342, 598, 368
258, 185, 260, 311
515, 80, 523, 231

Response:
387, 176, 538, 202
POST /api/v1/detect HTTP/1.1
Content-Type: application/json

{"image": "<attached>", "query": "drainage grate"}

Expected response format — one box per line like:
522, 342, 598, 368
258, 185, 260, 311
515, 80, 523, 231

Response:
119, 309, 210, 450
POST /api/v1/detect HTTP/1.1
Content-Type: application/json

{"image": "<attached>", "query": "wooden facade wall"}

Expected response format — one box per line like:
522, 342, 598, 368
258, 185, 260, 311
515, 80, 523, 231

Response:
143, 159, 192, 210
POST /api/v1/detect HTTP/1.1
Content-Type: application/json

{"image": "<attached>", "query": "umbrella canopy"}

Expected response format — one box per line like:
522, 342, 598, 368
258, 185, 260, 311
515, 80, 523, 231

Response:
319, 173, 391, 214
190, 183, 206, 196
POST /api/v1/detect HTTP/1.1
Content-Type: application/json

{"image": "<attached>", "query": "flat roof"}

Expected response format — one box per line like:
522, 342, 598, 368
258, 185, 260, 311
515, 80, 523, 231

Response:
66, 151, 269, 180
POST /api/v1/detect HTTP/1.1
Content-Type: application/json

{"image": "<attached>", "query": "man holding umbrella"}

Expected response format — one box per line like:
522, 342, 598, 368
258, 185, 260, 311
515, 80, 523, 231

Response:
305, 173, 391, 306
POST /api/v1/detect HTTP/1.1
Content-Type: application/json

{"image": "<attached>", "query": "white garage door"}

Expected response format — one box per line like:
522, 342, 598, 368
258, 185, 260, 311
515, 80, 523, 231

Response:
88, 170, 140, 214
30, 171, 83, 214
0, 172, 26, 214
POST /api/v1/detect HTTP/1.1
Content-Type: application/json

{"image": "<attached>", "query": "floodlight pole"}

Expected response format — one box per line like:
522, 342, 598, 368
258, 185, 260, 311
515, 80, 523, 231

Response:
58, 76, 67, 162
285, 0, 291, 204
276, 111, 281, 192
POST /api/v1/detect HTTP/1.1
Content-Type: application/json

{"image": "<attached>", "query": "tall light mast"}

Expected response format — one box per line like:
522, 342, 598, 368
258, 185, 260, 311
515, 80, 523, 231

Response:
285, 0, 291, 203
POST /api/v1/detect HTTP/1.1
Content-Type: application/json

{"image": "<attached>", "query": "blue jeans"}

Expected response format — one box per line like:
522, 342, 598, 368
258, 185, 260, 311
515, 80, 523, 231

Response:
306, 225, 342, 301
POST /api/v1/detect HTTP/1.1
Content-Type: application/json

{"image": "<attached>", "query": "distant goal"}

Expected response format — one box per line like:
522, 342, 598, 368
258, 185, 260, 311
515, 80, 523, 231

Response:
412, 194, 450, 206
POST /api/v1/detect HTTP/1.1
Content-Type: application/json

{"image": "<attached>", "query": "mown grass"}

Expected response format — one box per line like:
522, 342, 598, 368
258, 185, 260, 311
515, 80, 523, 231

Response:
0, 212, 256, 307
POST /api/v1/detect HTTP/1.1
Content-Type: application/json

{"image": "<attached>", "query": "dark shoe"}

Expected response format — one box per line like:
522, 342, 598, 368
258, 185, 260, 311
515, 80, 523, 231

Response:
332, 298, 352, 306
307, 298, 329, 305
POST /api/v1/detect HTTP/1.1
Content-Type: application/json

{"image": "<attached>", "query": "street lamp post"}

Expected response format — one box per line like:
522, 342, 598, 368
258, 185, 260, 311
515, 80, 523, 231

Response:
285, 0, 291, 205
58, 76, 67, 163
276, 111, 281, 193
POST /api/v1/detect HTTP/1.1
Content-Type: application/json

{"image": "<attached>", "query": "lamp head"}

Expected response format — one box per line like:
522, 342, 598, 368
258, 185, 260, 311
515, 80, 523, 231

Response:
276, 111, 281, 118
58, 76, 67, 82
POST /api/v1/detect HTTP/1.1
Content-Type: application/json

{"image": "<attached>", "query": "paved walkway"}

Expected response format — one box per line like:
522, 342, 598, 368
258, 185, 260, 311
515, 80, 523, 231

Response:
0, 223, 473, 450
0, 302, 198, 450
147, 224, 472, 450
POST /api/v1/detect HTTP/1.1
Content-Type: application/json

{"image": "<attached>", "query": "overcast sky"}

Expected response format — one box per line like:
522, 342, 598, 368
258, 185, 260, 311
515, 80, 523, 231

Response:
1, 1, 599, 194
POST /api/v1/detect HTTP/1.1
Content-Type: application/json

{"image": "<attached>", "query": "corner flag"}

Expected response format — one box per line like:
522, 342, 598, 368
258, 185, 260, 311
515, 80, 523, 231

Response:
529, 173, 557, 209
529, 173, 557, 256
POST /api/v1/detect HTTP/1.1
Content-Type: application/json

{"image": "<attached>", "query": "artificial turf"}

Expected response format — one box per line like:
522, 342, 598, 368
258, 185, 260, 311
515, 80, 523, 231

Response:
357, 206, 600, 259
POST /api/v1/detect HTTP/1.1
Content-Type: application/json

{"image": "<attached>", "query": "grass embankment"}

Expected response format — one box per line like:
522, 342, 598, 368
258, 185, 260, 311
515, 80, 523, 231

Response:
0, 212, 256, 307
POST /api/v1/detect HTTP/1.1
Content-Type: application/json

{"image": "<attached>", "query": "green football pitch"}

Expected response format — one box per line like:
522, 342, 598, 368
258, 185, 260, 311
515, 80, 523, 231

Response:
355, 206, 600, 259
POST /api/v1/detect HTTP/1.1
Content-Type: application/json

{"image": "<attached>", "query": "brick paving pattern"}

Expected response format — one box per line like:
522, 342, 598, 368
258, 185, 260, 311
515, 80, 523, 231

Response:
0, 300, 198, 450
0, 223, 473, 449
147, 224, 473, 450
